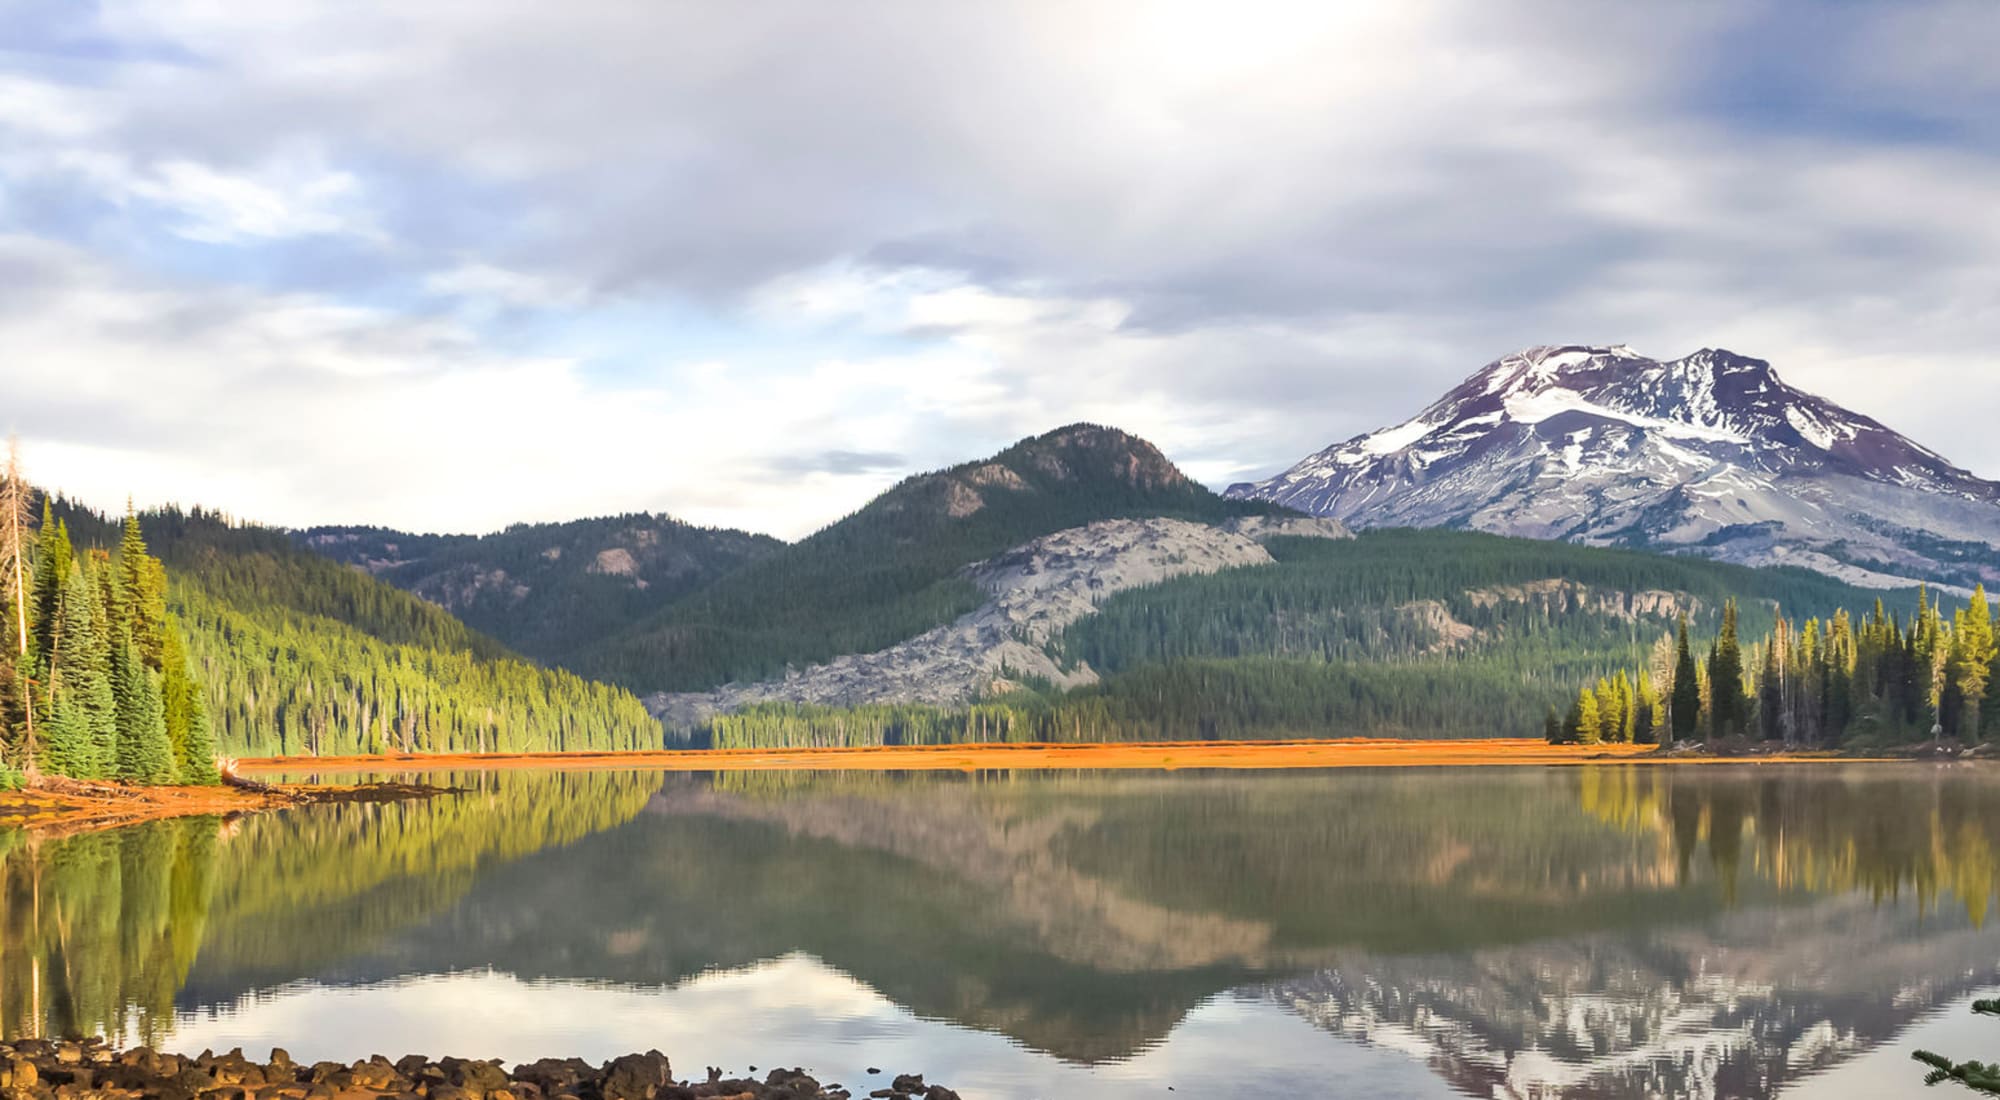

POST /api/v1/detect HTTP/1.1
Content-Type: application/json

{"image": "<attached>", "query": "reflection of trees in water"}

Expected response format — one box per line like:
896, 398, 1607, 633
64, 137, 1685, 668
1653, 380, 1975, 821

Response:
0, 817, 219, 1043
6, 764, 1996, 1096
1577, 765, 2000, 921
0, 769, 660, 1041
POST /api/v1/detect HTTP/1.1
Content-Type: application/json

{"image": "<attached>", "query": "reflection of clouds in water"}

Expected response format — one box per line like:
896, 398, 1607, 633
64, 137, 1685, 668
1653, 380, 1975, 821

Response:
162, 956, 1455, 1100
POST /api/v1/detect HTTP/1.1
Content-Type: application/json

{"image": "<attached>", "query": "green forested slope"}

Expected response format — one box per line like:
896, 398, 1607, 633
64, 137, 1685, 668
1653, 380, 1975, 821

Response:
573, 423, 1281, 692
51, 501, 658, 757
1058, 529, 1891, 675
295, 514, 781, 669
701, 529, 1914, 745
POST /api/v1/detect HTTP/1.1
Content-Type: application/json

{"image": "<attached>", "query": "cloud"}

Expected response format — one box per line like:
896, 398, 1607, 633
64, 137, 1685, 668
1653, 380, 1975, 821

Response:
128, 155, 371, 243
1, 0, 1997, 533
0, 236, 1004, 539
765, 450, 910, 478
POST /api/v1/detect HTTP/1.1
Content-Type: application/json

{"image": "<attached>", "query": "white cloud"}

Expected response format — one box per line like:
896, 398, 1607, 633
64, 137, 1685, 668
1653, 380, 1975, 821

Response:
128, 155, 372, 243
0, 237, 1000, 539
2, 0, 1998, 531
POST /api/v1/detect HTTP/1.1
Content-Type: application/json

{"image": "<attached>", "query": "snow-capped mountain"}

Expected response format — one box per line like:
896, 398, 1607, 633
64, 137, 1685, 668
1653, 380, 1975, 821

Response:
1227, 345, 2000, 588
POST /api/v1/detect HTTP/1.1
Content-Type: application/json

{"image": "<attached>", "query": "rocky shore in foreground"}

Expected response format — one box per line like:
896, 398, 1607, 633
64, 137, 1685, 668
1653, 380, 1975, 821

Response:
0, 1039, 960, 1100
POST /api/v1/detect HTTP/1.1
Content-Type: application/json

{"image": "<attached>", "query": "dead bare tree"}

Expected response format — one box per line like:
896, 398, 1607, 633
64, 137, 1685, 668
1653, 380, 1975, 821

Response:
0, 436, 36, 766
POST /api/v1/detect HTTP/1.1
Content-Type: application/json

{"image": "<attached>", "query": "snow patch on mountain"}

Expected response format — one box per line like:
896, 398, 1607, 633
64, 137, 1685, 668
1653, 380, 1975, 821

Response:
1228, 345, 2000, 588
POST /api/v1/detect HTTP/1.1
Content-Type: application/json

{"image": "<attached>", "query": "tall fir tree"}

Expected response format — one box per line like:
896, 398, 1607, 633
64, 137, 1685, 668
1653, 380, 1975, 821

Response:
1635, 669, 1660, 745
1710, 599, 1747, 737
115, 505, 169, 668
27, 506, 70, 681
1951, 585, 1995, 739
58, 562, 117, 777
112, 636, 173, 783
1671, 613, 1701, 741
160, 618, 218, 785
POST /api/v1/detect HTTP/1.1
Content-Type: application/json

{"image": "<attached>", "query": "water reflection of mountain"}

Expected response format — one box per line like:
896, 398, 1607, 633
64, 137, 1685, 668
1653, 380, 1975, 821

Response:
8, 764, 2000, 1097
1268, 896, 2000, 1100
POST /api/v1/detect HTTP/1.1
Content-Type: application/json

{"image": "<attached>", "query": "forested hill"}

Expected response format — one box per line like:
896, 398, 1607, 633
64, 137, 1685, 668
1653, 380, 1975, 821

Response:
50, 499, 660, 757
702, 528, 1917, 746
294, 514, 781, 670
571, 423, 1287, 693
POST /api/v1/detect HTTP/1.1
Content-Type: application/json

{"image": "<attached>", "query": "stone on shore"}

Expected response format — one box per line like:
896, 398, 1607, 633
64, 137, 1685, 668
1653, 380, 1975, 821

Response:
0, 1039, 953, 1100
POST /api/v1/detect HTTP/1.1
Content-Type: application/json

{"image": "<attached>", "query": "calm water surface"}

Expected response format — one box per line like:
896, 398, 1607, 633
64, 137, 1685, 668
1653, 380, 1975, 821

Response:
3, 764, 1998, 1099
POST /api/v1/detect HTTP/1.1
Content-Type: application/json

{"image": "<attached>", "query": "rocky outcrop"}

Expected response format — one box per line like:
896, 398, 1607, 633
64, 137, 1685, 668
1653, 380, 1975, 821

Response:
0, 1039, 953, 1100
1463, 578, 1705, 621
647, 515, 1350, 728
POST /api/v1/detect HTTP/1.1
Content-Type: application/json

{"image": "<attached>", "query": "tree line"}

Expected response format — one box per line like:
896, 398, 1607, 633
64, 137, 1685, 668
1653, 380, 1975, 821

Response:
53, 499, 665, 759
1, 442, 220, 785
1548, 586, 1999, 747
3, 444, 662, 767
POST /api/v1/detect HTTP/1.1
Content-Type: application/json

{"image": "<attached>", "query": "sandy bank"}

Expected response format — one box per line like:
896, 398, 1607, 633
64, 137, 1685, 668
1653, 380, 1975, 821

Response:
233, 738, 1876, 776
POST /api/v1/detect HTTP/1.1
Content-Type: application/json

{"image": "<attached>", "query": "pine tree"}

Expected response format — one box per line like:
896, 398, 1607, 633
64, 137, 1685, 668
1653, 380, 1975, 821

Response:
1635, 669, 1660, 745
1573, 686, 1602, 745
111, 636, 172, 782
1952, 586, 1995, 739
116, 506, 169, 668
1710, 600, 1746, 737
1914, 998, 2000, 1095
1671, 614, 1700, 741
27, 507, 70, 681
63, 563, 117, 778
1595, 677, 1622, 744
160, 620, 218, 785
1543, 706, 1562, 745
39, 690, 90, 777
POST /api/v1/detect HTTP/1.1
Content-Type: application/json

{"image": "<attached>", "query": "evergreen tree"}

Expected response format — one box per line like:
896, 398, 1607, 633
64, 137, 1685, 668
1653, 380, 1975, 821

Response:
55, 563, 117, 777
1951, 585, 1995, 738
1914, 998, 2000, 1095
1574, 687, 1602, 745
1543, 706, 1562, 745
159, 621, 218, 784
1671, 614, 1700, 741
116, 505, 169, 668
112, 636, 172, 783
27, 506, 70, 679
1710, 600, 1747, 737
1594, 677, 1623, 744
39, 690, 90, 777
1635, 669, 1660, 745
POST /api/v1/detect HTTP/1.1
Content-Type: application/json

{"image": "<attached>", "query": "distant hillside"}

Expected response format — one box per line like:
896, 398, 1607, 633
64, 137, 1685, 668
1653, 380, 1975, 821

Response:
702, 527, 1918, 745
52, 500, 660, 757
573, 423, 1285, 693
296, 514, 781, 669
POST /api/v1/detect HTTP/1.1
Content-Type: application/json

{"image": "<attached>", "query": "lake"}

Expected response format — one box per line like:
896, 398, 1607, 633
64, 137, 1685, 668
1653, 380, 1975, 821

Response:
3, 763, 1997, 1099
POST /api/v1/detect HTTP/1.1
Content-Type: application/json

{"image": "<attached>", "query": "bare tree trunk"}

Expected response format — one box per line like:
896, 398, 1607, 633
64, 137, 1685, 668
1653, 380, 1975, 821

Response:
1, 438, 35, 769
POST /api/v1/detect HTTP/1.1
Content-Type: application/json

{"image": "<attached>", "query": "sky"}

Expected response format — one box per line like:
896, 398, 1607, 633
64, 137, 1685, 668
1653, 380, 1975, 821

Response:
2, 1, 1997, 541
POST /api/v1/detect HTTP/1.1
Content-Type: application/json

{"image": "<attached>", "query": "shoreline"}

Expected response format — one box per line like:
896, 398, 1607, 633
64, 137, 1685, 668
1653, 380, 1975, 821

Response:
236, 738, 1884, 775
3, 739, 1916, 833
0, 776, 446, 837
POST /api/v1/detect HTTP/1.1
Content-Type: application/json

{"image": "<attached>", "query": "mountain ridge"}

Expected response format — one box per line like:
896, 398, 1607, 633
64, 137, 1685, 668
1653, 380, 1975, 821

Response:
294, 513, 782, 670
1228, 344, 2000, 588
569, 422, 1285, 693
